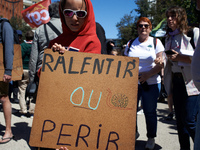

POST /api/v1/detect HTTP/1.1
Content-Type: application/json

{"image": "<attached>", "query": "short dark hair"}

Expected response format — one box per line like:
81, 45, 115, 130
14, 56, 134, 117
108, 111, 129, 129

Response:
25, 30, 34, 41
49, 2, 60, 18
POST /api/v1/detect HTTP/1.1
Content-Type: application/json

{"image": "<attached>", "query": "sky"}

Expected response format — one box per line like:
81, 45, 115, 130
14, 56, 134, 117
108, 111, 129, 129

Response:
52, 0, 138, 39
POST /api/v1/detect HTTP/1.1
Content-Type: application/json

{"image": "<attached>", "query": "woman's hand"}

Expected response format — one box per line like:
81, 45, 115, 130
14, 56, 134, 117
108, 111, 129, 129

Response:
166, 49, 179, 61
166, 49, 191, 63
139, 72, 150, 84
3, 74, 12, 83
52, 43, 67, 54
56, 147, 69, 150
154, 57, 164, 67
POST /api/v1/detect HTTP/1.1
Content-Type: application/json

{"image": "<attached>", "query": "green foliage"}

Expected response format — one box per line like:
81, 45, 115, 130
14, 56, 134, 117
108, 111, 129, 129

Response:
116, 0, 200, 45
153, 0, 199, 26
116, 14, 135, 45
9, 16, 32, 42
134, 0, 150, 17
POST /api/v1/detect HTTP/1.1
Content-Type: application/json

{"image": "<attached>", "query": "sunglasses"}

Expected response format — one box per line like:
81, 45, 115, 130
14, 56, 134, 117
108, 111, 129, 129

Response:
63, 9, 87, 18
138, 24, 149, 29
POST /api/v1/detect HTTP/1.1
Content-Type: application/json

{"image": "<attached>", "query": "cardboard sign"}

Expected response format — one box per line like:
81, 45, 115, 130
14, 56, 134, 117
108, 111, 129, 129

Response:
29, 49, 139, 150
0, 44, 23, 81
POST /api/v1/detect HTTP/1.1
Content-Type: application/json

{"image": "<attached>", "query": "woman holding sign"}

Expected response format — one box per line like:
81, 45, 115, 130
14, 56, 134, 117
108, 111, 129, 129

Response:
37, 0, 100, 149
163, 6, 199, 150
124, 17, 164, 150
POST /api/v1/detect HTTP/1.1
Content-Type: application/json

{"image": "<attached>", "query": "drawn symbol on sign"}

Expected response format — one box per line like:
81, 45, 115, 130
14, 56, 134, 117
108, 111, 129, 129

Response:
106, 88, 133, 110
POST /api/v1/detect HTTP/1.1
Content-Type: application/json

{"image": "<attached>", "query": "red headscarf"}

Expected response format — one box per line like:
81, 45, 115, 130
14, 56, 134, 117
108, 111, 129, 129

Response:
48, 0, 101, 54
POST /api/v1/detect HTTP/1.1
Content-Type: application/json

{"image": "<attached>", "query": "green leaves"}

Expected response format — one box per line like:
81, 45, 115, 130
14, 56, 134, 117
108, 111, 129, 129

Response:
116, 0, 199, 46
9, 16, 32, 42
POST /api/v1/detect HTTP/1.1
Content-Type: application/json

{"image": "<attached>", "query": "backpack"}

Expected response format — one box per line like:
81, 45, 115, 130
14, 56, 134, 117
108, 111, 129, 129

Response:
0, 18, 20, 44
187, 28, 195, 50
126, 37, 157, 55
44, 21, 62, 47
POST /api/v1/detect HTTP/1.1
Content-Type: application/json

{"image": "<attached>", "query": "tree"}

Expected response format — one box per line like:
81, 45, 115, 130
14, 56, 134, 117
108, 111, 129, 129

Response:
9, 16, 32, 42
116, 14, 136, 46
116, 0, 199, 45
135, 0, 150, 18
147, 0, 199, 27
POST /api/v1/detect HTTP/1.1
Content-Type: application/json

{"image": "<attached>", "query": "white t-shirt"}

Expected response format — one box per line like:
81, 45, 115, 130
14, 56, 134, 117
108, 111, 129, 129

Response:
124, 36, 165, 85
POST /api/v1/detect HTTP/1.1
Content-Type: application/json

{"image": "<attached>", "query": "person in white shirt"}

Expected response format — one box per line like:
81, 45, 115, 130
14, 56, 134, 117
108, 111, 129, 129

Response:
124, 17, 164, 150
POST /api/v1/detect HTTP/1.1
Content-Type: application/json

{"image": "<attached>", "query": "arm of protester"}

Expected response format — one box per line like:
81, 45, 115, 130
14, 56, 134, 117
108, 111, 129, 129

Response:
150, 51, 163, 75
166, 49, 191, 63
154, 57, 164, 67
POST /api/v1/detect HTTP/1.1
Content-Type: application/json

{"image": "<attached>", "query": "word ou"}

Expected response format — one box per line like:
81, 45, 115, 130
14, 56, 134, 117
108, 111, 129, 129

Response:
26, 9, 49, 26
70, 87, 102, 110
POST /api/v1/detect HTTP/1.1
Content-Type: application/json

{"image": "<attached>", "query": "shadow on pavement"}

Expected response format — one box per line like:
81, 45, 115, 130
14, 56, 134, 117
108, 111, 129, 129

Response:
0, 122, 31, 143
135, 140, 162, 150
157, 107, 177, 131
12, 122, 31, 141
0, 119, 36, 150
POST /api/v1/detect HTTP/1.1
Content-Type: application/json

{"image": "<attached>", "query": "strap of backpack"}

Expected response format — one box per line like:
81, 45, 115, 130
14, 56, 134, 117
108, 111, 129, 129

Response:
44, 22, 62, 47
127, 39, 134, 55
44, 23, 50, 47
153, 37, 157, 49
47, 22, 62, 36
187, 29, 195, 49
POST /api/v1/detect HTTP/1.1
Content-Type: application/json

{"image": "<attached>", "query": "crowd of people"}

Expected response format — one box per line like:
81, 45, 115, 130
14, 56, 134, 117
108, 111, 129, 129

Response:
0, 0, 200, 150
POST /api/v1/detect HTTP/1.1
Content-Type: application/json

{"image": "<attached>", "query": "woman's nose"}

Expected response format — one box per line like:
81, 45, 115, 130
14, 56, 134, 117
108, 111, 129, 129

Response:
72, 13, 78, 20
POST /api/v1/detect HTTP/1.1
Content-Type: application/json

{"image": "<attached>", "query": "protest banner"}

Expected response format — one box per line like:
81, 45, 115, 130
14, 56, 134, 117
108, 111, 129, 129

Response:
29, 49, 139, 149
0, 44, 23, 81
21, 0, 51, 28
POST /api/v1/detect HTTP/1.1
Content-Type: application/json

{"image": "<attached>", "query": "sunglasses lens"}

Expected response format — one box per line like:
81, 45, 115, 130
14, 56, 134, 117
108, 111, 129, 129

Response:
76, 11, 87, 18
139, 25, 143, 28
138, 24, 149, 28
64, 10, 74, 17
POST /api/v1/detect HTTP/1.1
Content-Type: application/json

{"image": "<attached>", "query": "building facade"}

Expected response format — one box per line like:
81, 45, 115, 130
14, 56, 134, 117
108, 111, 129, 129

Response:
0, 0, 40, 20
0, 0, 23, 19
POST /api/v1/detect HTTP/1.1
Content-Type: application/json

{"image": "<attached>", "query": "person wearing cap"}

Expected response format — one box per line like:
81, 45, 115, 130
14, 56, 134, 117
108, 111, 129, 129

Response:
16, 30, 22, 44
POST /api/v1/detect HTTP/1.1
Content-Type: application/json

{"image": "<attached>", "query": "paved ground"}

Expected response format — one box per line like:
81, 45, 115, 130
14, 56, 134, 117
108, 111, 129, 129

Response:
0, 99, 194, 150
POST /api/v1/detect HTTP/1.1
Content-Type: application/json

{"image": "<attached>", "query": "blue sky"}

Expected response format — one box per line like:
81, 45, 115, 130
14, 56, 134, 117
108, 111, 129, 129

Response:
52, 0, 138, 39
91, 0, 138, 39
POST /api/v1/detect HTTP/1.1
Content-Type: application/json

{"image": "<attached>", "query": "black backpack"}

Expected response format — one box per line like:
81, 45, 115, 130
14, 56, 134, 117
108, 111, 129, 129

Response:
0, 18, 20, 44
